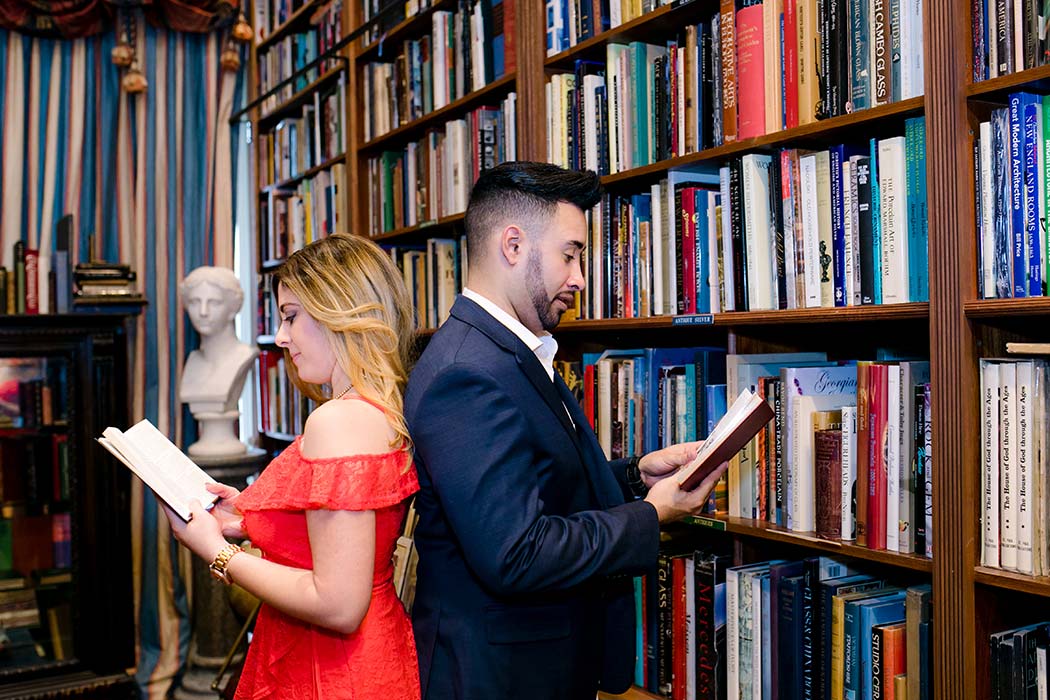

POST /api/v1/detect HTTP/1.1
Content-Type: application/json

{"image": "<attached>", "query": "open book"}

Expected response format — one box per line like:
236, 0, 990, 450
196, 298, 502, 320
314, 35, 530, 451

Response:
97, 419, 219, 521
677, 388, 775, 491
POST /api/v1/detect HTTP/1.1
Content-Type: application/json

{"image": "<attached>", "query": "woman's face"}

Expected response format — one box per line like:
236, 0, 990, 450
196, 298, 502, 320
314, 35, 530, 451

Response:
184, 281, 237, 337
274, 283, 336, 385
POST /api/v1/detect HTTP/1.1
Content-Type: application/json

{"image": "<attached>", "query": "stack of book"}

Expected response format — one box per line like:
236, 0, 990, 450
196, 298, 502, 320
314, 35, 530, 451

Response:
73, 263, 142, 303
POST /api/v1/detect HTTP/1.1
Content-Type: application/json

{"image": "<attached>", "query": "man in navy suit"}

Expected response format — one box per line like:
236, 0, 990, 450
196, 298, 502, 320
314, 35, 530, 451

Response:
405, 162, 727, 699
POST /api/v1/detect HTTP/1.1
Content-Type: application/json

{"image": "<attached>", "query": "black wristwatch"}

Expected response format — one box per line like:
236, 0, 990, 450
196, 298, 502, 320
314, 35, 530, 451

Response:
625, 455, 649, 499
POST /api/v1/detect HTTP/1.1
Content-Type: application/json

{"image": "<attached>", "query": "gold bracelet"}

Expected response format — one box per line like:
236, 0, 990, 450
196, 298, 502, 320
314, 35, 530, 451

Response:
208, 543, 244, 586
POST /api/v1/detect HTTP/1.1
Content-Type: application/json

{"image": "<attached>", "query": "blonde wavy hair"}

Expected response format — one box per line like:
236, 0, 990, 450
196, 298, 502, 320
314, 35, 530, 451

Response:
274, 233, 415, 453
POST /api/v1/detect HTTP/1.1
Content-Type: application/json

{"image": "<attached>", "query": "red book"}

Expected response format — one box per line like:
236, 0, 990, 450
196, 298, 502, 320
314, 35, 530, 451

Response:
856, 361, 872, 546
783, 0, 800, 128
584, 362, 596, 428
680, 186, 698, 314
24, 248, 39, 314
734, 4, 766, 140
672, 556, 687, 700
867, 363, 889, 550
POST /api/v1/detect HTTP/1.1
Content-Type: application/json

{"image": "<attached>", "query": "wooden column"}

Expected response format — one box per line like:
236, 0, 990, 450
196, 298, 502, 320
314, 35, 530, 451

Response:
515, 0, 547, 162
924, 0, 977, 697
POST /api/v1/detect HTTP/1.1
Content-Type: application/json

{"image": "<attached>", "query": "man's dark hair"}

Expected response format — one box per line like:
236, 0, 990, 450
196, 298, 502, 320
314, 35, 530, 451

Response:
464, 162, 602, 265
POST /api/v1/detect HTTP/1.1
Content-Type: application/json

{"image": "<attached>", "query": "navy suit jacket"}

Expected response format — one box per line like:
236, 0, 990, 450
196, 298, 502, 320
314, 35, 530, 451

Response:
405, 296, 659, 700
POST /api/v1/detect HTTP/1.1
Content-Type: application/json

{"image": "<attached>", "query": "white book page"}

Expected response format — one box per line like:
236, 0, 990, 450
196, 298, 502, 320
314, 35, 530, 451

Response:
99, 419, 218, 521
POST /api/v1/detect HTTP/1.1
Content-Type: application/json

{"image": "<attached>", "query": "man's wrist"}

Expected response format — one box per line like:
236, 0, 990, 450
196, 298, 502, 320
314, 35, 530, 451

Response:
625, 455, 649, 498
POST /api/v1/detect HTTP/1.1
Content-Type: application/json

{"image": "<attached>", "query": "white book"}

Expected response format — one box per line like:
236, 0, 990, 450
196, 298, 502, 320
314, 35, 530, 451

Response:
1001, 361, 1019, 570
815, 151, 834, 307
841, 405, 859, 540
1038, 646, 1048, 700
750, 571, 764, 700
720, 165, 736, 311
1039, 362, 1050, 576
651, 181, 664, 316
727, 566, 742, 700
799, 153, 821, 307
1032, 361, 1046, 576
847, 155, 864, 305
742, 154, 777, 311
1017, 360, 1035, 574
885, 364, 901, 552
878, 136, 909, 303
781, 155, 798, 310
709, 191, 722, 313
980, 121, 996, 298
98, 419, 219, 522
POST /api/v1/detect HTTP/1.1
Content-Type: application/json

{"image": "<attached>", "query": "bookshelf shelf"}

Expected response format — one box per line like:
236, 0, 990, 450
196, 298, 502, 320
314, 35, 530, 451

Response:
963, 297, 1050, 318
686, 515, 934, 573
355, 0, 455, 64
974, 567, 1050, 598
257, 0, 327, 52
556, 302, 929, 332
544, 2, 702, 71
258, 68, 345, 133
358, 73, 518, 153
600, 97, 925, 191
372, 212, 466, 242
966, 64, 1050, 99
260, 152, 348, 193
598, 686, 664, 700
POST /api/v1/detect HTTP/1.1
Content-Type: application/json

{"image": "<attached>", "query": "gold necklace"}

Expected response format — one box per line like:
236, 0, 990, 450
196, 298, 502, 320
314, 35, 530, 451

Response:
332, 383, 353, 400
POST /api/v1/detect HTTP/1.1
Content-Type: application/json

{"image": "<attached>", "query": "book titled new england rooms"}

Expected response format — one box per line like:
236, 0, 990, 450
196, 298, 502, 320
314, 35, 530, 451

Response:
98, 419, 219, 521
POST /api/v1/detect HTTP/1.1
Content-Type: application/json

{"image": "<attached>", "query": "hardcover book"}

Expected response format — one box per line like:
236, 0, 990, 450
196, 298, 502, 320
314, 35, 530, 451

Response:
97, 419, 219, 521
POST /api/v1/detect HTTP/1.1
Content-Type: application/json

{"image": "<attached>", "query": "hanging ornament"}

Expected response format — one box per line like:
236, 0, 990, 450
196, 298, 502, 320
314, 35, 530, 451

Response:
221, 40, 241, 72
111, 30, 133, 67
231, 12, 253, 43
122, 61, 148, 93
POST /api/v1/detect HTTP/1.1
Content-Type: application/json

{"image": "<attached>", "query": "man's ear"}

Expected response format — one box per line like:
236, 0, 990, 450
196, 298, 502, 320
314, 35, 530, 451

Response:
499, 224, 525, 266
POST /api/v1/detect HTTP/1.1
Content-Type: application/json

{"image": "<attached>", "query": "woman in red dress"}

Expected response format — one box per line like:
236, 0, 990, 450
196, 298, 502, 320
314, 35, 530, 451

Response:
162, 233, 421, 699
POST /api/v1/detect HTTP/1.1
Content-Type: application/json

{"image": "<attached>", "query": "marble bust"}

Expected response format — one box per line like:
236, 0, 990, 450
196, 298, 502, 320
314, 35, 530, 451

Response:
178, 266, 259, 459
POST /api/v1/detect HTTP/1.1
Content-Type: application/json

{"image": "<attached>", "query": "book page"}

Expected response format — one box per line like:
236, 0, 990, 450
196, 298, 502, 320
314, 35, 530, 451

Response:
99, 419, 218, 521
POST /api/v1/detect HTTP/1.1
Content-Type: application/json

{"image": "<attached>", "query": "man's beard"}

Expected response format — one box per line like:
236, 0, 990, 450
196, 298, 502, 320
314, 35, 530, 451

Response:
526, 248, 566, 332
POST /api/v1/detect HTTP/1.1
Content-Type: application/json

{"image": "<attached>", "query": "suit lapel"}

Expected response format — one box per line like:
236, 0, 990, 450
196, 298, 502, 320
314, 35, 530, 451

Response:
553, 373, 624, 509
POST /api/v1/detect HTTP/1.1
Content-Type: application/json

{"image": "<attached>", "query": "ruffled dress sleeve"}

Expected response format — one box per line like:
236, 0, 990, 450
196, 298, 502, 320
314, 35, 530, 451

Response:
238, 440, 419, 513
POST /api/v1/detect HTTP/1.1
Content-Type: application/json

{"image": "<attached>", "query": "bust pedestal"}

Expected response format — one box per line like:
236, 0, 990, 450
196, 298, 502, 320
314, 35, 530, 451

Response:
173, 448, 268, 700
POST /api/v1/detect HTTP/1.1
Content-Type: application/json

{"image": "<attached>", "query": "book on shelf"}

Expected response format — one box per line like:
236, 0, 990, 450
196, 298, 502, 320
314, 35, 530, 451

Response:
677, 387, 775, 491
97, 419, 219, 522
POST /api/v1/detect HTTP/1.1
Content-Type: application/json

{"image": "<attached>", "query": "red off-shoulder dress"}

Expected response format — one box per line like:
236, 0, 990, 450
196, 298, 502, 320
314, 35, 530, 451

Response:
232, 431, 420, 699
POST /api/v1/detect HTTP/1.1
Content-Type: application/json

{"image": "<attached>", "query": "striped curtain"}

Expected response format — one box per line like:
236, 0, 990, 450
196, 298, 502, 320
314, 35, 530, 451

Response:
0, 24, 240, 698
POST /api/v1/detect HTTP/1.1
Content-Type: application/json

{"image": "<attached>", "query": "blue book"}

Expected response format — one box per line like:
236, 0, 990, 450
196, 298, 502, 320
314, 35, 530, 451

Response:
777, 574, 805, 700
705, 383, 728, 436
849, 0, 871, 111
1008, 92, 1041, 296
1023, 101, 1043, 296
905, 117, 929, 302
634, 577, 645, 687
695, 189, 713, 313
993, 107, 1013, 297
843, 589, 901, 700
889, 0, 901, 102
760, 573, 773, 700
869, 138, 882, 304
769, 561, 804, 696
831, 144, 866, 306
856, 593, 906, 700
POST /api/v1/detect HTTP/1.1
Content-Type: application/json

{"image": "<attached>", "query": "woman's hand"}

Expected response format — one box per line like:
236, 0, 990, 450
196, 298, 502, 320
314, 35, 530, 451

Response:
159, 498, 229, 563
205, 482, 247, 539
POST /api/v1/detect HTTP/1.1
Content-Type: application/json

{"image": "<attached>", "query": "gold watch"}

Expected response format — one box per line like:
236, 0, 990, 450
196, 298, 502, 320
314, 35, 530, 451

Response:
209, 543, 244, 585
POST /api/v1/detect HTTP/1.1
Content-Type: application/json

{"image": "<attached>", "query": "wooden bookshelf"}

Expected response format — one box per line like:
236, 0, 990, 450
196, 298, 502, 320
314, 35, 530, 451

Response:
257, 0, 328, 52
371, 212, 466, 242
964, 297, 1050, 318
557, 302, 929, 332
686, 515, 934, 573
966, 64, 1050, 99
358, 72, 518, 153
974, 567, 1050, 598
356, 0, 456, 63
258, 67, 345, 132
601, 97, 924, 191
261, 153, 347, 193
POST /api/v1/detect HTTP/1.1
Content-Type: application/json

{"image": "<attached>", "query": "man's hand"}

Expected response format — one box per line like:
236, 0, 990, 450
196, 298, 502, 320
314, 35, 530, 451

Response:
643, 460, 729, 524
638, 441, 703, 487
